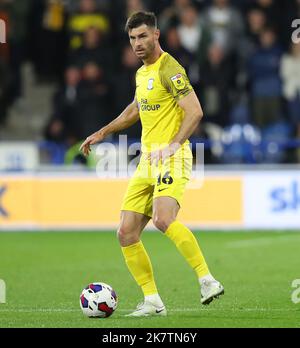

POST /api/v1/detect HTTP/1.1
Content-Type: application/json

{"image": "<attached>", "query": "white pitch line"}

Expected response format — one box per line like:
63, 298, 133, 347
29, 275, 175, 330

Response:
0, 308, 297, 313
225, 235, 300, 248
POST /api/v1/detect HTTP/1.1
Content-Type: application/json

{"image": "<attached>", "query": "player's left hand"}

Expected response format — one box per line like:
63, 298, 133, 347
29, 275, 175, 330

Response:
148, 143, 181, 166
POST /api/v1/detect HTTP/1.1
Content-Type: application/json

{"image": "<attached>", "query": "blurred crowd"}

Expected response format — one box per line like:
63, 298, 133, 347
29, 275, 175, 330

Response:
0, 0, 300, 164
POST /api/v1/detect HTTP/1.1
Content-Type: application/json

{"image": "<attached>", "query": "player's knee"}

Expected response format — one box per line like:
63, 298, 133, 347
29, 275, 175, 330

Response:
117, 225, 139, 246
153, 215, 173, 232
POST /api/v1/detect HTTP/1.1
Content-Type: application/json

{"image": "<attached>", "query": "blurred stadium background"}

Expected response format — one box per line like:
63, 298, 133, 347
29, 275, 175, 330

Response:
0, 0, 300, 329
0, 0, 299, 230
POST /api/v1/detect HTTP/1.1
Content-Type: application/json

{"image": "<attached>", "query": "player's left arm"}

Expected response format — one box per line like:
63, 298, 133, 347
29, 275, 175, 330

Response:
152, 92, 202, 164
170, 91, 203, 151
149, 56, 203, 165
149, 91, 203, 165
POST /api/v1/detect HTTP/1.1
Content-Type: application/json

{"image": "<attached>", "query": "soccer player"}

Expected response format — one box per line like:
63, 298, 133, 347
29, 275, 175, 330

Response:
80, 11, 224, 317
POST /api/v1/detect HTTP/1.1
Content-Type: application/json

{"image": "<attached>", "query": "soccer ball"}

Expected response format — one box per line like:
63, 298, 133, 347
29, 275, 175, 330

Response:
80, 282, 118, 318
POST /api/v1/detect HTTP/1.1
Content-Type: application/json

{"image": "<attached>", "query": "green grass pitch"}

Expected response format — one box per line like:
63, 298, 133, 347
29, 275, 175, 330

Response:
0, 231, 299, 328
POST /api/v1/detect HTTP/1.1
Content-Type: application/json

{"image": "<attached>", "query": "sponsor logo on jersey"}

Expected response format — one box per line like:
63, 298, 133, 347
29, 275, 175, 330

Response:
139, 98, 160, 111
141, 103, 160, 111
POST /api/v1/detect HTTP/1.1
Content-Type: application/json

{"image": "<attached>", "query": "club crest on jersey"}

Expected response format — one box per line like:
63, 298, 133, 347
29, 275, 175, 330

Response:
171, 73, 186, 90
147, 78, 154, 90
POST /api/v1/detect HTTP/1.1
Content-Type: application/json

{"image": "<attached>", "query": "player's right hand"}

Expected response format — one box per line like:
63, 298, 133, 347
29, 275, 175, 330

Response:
80, 130, 106, 157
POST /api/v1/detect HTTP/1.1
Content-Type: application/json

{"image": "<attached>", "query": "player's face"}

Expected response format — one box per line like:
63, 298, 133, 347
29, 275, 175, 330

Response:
129, 24, 159, 60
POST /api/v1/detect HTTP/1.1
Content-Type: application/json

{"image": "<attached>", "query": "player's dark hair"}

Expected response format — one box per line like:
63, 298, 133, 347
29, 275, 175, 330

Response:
125, 11, 157, 32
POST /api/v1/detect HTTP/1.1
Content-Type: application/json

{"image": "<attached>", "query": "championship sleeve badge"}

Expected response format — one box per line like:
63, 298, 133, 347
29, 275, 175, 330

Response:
170, 73, 186, 90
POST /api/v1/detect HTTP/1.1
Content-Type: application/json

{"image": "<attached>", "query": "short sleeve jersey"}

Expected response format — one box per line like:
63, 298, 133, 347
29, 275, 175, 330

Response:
135, 52, 193, 152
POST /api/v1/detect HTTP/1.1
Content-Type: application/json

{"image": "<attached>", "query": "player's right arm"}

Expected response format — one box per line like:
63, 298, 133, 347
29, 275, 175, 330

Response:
80, 99, 139, 156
